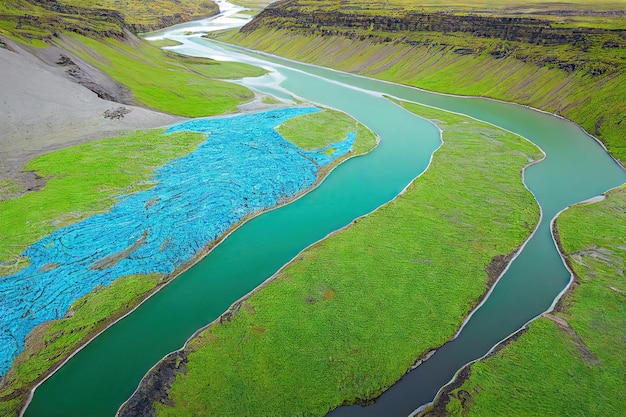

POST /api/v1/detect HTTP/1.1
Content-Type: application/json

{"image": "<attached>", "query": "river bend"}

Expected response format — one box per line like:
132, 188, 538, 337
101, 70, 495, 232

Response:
24, 13, 626, 417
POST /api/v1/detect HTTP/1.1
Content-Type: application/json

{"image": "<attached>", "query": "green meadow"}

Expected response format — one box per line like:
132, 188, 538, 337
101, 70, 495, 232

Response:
426, 185, 626, 416
143, 102, 542, 417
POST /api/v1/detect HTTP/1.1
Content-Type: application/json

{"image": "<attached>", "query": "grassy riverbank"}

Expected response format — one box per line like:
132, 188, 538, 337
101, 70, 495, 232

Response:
0, 109, 375, 417
423, 185, 626, 416
220, 0, 626, 165
120, 102, 543, 416
0, 273, 164, 417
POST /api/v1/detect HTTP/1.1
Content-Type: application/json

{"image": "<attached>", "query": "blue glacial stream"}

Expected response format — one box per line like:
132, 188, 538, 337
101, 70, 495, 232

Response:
24, 18, 626, 417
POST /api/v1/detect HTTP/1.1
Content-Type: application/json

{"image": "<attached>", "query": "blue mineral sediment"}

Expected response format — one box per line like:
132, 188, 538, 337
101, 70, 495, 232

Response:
0, 107, 356, 375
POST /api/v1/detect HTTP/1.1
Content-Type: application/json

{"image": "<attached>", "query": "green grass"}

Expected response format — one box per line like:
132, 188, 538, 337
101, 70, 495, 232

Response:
0, 273, 164, 417
429, 185, 626, 416
277, 109, 377, 153
60, 34, 265, 117
147, 102, 542, 416
0, 129, 205, 276
0, 0, 219, 43
261, 95, 283, 104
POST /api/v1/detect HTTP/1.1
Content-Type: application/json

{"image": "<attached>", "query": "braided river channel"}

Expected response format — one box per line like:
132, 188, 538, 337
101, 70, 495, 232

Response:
24, 10, 626, 417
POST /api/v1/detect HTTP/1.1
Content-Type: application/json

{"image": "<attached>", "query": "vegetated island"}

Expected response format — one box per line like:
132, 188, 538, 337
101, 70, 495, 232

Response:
0, 1, 377, 415
421, 185, 626, 417
119, 102, 543, 417
220, 0, 626, 167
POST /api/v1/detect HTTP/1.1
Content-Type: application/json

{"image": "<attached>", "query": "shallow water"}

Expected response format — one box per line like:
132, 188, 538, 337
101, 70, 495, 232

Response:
25, 20, 626, 417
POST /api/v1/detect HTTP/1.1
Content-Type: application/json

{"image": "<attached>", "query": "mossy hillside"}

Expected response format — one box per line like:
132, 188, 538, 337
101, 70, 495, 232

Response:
0, 0, 218, 45
142, 103, 542, 417
1, 2, 269, 118
0, 129, 205, 276
57, 33, 265, 117
244, 0, 626, 29
426, 185, 626, 417
0, 273, 163, 417
59, 0, 219, 29
225, 28, 626, 165
222, 0, 626, 165
0, 0, 123, 46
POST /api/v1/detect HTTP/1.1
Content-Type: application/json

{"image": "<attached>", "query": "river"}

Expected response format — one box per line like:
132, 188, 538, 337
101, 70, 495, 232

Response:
24, 6, 626, 417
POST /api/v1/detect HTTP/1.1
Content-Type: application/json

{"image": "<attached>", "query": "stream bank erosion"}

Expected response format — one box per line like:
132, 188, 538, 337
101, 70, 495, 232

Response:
421, 185, 626, 416
119, 103, 543, 417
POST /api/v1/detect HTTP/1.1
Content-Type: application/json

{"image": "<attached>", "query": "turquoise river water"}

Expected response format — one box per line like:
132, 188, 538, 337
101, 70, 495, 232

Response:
24, 31, 626, 417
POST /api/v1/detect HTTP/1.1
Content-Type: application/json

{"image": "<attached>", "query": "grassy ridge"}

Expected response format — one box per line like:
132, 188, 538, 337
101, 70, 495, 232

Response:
425, 185, 626, 416
264, 0, 626, 27
221, 0, 626, 165
130, 103, 542, 417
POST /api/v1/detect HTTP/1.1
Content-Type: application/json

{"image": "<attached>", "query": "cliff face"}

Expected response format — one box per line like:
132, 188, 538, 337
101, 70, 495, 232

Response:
247, 5, 606, 46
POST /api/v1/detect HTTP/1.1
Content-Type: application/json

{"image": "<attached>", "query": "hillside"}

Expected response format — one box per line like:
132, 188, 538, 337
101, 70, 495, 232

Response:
222, 0, 626, 165
0, 0, 219, 43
